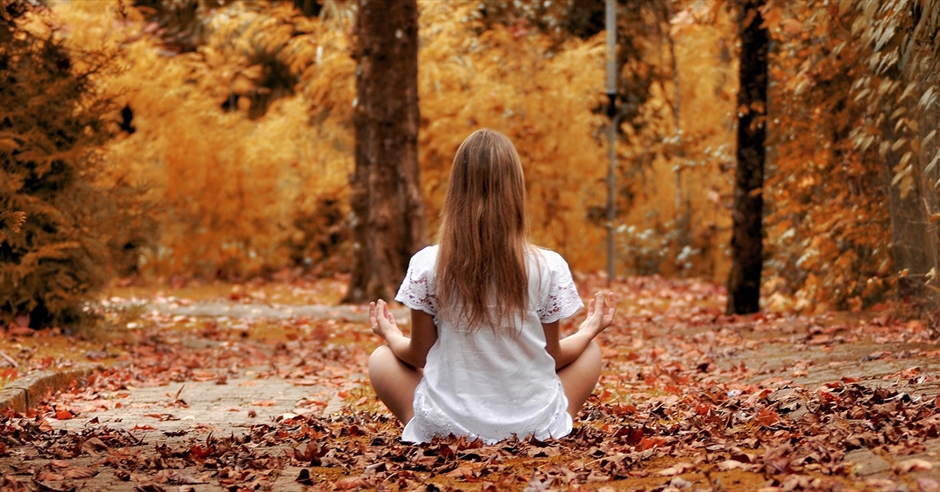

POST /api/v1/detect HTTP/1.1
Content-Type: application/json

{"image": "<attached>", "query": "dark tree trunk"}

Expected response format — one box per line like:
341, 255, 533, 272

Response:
343, 0, 425, 303
882, 90, 934, 302
726, 0, 768, 315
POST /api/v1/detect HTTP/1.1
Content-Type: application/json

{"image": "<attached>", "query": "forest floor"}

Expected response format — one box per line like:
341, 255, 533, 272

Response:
1, 274, 940, 491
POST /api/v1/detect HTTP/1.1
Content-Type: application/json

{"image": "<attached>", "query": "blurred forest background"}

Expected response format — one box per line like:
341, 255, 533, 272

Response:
2, 0, 939, 327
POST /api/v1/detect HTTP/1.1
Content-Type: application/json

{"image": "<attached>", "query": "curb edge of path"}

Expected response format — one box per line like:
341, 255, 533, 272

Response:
0, 363, 102, 413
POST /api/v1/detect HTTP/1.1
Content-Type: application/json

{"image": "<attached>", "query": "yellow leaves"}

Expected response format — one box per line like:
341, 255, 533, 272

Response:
891, 137, 907, 152
919, 86, 936, 110
898, 81, 918, 103
928, 152, 940, 181
231, 72, 256, 96
415, 0, 613, 269
924, 129, 937, 149
890, 161, 913, 198
669, 8, 696, 35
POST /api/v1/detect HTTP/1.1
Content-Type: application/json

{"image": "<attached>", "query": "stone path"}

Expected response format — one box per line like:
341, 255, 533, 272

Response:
35, 372, 341, 492
2, 298, 940, 490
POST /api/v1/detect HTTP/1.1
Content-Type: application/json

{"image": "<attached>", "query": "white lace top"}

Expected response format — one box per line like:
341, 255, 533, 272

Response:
395, 245, 584, 444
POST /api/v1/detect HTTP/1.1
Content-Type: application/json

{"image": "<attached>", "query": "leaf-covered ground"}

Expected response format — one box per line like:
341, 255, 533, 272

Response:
1, 275, 940, 491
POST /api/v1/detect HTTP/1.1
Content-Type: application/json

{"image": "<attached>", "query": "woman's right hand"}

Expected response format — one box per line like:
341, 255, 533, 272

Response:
578, 292, 616, 338
370, 299, 403, 341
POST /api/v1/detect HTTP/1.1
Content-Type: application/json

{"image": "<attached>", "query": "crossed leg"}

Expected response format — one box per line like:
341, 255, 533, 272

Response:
557, 340, 603, 418
368, 345, 422, 423
368, 341, 602, 424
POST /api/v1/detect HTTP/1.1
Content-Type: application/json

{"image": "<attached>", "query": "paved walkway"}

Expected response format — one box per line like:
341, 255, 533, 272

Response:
2, 298, 939, 490
40, 372, 340, 491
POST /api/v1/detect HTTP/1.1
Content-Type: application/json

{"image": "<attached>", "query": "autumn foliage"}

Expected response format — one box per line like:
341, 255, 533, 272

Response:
0, 2, 141, 327
2, 0, 940, 326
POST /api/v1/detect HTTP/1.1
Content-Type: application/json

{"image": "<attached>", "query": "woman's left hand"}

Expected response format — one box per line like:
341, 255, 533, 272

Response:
370, 299, 403, 341
578, 291, 616, 338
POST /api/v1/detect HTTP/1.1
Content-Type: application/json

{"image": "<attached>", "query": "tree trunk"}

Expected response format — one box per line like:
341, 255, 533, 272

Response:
343, 0, 425, 303
882, 86, 934, 303
726, 0, 768, 315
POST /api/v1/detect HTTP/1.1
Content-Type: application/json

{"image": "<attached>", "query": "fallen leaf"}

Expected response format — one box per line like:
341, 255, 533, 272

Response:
895, 459, 934, 474
63, 467, 97, 479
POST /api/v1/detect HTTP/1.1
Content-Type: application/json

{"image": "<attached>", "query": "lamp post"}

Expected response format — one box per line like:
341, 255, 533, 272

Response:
606, 0, 617, 286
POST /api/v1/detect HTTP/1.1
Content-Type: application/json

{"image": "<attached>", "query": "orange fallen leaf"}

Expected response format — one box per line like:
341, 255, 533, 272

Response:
757, 407, 779, 426
36, 471, 64, 481
64, 467, 98, 479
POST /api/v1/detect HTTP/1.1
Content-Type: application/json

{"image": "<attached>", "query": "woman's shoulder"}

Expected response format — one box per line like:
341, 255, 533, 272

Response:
411, 244, 440, 259
407, 245, 440, 273
529, 246, 571, 272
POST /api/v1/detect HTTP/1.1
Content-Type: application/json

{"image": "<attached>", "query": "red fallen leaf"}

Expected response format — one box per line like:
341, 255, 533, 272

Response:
38, 419, 53, 432
757, 407, 779, 426
48, 460, 70, 469
132, 424, 157, 431
639, 436, 666, 450
841, 376, 861, 383
54, 409, 73, 420
250, 400, 277, 407
63, 467, 97, 479
189, 444, 214, 460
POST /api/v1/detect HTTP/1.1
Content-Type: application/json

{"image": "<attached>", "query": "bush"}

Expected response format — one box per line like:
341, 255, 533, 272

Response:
0, 2, 126, 328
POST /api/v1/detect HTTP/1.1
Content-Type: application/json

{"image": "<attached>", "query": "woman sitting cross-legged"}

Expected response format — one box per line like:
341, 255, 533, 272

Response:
368, 128, 616, 444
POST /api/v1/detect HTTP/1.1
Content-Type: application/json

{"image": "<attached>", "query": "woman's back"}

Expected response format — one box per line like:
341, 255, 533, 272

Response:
396, 245, 583, 444
367, 128, 614, 445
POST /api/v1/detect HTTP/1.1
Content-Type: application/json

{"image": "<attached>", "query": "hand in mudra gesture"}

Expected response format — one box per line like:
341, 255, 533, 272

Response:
579, 292, 616, 338
370, 299, 402, 341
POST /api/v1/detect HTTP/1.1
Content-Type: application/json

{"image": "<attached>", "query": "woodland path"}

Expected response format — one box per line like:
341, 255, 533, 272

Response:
1, 276, 940, 491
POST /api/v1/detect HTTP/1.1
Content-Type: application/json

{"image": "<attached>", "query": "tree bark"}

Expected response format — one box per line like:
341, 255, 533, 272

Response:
726, 0, 768, 315
882, 83, 934, 302
343, 0, 425, 303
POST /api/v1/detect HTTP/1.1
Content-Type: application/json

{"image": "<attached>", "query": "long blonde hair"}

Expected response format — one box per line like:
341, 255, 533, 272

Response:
436, 129, 530, 330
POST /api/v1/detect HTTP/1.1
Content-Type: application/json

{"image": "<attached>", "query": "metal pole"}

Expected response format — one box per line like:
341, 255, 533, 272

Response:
606, 0, 617, 286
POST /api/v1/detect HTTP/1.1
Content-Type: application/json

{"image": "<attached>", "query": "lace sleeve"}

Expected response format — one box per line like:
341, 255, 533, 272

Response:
537, 252, 584, 323
395, 247, 438, 315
